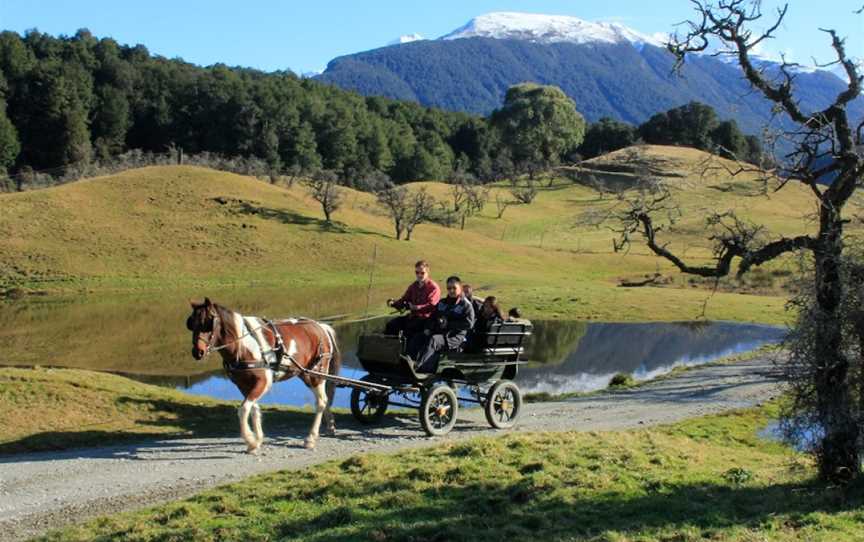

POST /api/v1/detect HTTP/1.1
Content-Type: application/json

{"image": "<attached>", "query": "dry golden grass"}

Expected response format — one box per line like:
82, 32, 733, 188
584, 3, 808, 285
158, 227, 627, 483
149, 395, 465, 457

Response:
1, 145, 860, 324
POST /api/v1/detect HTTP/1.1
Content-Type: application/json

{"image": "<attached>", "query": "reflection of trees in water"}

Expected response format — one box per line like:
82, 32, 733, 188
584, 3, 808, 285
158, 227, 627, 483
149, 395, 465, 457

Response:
525, 320, 588, 366
521, 322, 785, 383
123, 371, 218, 388
0, 286, 380, 375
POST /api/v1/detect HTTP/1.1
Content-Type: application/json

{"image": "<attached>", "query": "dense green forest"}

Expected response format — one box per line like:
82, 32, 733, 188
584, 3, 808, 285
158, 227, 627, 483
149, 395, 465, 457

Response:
0, 29, 503, 189
0, 30, 761, 191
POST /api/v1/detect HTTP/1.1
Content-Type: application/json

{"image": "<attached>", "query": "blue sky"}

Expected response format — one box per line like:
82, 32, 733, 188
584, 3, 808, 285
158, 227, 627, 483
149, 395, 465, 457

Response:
2, 1, 862, 74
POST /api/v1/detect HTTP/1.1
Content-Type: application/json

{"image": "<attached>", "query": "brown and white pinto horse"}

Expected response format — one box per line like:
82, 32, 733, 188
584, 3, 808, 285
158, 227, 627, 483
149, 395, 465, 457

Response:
186, 298, 341, 452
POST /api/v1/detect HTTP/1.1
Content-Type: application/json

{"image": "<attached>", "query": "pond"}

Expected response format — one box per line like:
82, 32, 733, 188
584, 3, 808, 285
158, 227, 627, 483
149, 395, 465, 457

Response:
0, 291, 786, 408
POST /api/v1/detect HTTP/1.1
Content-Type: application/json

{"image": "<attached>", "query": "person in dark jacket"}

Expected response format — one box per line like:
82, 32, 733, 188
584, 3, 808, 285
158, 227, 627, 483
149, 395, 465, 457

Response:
476, 296, 504, 331
384, 260, 441, 338
408, 275, 475, 373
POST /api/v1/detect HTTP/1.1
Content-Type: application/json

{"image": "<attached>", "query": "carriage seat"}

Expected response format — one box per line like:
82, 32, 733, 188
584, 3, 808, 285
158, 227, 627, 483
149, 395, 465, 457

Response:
467, 321, 532, 355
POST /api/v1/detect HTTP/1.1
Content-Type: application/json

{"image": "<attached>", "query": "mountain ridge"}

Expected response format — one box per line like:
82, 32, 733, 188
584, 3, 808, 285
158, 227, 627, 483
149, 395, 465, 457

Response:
317, 36, 862, 135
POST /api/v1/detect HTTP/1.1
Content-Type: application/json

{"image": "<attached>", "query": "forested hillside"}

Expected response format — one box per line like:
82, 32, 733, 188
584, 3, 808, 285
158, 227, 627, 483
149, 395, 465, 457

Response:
0, 30, 498, 188
317, 37, 862, 135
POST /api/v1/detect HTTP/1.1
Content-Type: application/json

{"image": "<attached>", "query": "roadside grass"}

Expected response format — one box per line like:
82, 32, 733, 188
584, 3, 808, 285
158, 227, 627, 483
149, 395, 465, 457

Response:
0, 367, 318, 454
39, 402, 864, 542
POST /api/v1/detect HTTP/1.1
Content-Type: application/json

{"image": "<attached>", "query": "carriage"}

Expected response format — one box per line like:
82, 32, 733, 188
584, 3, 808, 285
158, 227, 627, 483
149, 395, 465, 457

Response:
340, 320, 533, 436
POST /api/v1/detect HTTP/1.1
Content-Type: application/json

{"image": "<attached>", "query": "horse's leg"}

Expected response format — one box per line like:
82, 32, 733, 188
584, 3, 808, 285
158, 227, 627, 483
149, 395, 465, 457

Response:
238, 399, 258, 454
251, 403, 264, 448
304, 381, 327, 450
322, 381, 336, 436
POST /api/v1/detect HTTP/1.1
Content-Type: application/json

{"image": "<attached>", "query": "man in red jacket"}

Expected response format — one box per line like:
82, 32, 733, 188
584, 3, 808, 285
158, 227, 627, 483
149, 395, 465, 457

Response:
384, 260, 441, 338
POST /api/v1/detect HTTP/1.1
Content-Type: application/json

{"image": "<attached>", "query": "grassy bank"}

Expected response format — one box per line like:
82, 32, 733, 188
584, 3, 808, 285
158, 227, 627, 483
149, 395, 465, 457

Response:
39, 403, 864, 541
0, 367, 313, 455
3, 145, 861, 324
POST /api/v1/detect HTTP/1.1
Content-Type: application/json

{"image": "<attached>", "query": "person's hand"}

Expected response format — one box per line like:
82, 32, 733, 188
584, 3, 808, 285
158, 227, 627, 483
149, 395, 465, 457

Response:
407, 302, 418, 311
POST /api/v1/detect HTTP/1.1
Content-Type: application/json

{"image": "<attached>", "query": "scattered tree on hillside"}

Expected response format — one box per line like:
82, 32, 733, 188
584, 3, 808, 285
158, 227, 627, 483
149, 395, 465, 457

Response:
612, 0, 863, 481
304, 169, 343, 225
446, 170, 489, 229
494, 192, 514, 219
510, 178, 538, 205
491, 83, 586, 178
376, 184, 437, 240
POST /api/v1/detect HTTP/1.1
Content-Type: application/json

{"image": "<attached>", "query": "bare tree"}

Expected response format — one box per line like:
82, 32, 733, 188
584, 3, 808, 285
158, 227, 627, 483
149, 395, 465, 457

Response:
613, 0, 864, 481
510, 178, 538, 204
494, 192, 514, 219
303, 169, 343, 225
376, 184, 437, 241
405, 188, 436, 240
444, 171, 490, 229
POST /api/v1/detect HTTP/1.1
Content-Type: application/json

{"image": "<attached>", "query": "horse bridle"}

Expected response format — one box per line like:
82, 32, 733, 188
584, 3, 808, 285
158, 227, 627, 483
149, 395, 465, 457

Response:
190, 310, 223, 359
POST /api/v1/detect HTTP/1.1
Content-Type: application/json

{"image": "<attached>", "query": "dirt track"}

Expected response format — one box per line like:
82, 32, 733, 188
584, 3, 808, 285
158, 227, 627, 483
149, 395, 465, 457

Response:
0, 356, 782, 541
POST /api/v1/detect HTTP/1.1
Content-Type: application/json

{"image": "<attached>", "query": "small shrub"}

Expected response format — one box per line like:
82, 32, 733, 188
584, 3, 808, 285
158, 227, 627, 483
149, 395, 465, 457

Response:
722, 467, 754, 486
608, 373, 636, 388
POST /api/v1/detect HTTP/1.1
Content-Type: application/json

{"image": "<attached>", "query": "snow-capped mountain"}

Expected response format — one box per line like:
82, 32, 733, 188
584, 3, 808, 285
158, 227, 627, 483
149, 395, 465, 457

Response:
388, 33, 424, 46
440, 12, 664, 49
317, 11, 862, 134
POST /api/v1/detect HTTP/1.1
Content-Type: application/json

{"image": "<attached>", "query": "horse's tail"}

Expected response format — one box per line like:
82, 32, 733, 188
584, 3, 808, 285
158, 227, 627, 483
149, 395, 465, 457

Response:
321, 322, 341, 404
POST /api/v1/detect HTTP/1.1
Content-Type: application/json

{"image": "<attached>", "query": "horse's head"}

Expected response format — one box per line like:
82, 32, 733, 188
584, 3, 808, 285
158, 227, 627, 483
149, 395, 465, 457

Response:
186, 297, 220, 360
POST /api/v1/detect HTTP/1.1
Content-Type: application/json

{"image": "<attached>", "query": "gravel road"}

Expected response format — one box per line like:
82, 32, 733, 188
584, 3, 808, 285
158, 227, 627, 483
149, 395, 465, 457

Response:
0, 356, 782, 541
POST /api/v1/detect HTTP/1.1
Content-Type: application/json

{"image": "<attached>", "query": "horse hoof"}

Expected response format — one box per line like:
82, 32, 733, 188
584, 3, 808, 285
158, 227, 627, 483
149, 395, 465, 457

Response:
323, 425, 336, 436
246, 445, 260, 455
303, 438, 317, 450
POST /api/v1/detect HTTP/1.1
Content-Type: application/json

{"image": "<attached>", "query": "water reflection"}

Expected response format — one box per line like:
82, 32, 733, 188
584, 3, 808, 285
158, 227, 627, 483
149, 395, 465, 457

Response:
518, 321, 786, 396
175, 320, 785, 408
0, 293, 785, 408
0, 285, 391, 375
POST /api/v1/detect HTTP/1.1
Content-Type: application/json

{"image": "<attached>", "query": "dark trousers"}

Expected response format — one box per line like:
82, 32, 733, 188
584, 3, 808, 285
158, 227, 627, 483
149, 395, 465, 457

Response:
408, 331, 467, 373
384, 316, 427, 338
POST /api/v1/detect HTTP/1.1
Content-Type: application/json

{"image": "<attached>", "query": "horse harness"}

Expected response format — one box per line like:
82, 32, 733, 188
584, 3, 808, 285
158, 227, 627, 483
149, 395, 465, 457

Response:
223, 317, 333, 376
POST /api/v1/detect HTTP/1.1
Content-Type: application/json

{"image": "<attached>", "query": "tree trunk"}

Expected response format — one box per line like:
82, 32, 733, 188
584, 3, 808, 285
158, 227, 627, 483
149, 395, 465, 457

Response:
813, 209, 861, 480
405, 227, 413, 241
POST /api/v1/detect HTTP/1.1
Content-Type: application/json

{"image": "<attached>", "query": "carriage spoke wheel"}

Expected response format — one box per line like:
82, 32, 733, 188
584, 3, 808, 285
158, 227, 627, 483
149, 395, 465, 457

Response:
484, 380, 522, 429
350, 377, 389, 424
420, 383, 458, 436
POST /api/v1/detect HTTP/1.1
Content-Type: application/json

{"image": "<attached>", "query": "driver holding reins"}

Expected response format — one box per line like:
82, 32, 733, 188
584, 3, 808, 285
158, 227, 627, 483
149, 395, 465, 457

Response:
384, 260, 441, 339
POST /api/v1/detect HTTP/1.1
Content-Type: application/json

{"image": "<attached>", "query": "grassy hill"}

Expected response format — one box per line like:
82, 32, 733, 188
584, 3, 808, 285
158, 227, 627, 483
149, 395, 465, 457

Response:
1, 145, 861, 324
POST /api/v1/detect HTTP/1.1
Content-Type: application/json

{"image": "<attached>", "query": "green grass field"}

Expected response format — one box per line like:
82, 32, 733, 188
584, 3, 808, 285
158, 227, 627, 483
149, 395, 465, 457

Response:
4, 145, 859, 324
37, 401, 864, 542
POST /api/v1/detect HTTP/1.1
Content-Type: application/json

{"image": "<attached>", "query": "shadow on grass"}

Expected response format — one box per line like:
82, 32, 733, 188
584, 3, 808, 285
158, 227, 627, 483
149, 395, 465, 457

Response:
276, 476, 864, 541
0, 396, 434, 461
233, 201, 389, 239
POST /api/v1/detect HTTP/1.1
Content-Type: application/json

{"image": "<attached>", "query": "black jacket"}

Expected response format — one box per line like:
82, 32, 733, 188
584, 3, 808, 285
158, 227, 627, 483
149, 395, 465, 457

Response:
430, 295, 476, 335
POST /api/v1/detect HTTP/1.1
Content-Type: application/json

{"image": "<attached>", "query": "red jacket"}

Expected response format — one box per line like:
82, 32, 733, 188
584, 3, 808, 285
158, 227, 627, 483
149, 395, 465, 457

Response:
395, 279, 441, 319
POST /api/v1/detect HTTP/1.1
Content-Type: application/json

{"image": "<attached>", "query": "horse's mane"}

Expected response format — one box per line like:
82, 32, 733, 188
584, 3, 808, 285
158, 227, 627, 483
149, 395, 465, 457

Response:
214, 304, 241, 347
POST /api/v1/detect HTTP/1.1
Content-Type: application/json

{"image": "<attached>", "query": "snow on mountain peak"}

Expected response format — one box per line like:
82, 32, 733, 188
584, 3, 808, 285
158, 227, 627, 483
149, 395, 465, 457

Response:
440, 12, 664, 49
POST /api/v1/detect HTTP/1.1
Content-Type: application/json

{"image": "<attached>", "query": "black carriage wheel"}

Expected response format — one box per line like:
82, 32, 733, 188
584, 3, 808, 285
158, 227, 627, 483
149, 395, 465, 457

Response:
419, 383, 459, 436
350, 383, 389, 424
484, 380, 522, 429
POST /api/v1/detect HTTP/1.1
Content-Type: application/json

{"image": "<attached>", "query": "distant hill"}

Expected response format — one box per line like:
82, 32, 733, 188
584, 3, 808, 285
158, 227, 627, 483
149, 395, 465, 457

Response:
318, 33, 862, 136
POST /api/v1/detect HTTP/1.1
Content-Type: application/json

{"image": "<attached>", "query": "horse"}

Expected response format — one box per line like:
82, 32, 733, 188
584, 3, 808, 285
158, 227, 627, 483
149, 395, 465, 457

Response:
186, 298, 341, 453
